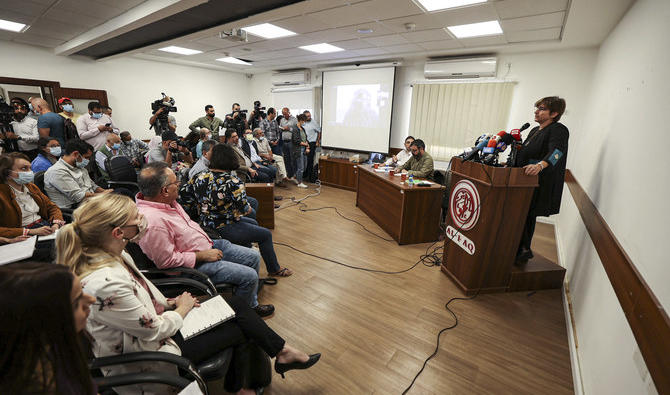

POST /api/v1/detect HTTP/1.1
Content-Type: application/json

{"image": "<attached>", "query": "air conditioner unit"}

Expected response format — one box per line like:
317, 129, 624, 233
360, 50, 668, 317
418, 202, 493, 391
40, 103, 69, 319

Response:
271, 70, 310, 86
424, 57, 497, 79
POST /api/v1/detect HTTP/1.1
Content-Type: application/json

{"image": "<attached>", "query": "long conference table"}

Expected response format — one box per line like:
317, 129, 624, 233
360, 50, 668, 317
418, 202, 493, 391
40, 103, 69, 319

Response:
355, 165, 445, 245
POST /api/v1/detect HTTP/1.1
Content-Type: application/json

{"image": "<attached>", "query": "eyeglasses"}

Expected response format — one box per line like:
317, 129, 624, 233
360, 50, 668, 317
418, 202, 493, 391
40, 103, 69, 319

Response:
535, 106, 549, 112
165, 180, 179, 188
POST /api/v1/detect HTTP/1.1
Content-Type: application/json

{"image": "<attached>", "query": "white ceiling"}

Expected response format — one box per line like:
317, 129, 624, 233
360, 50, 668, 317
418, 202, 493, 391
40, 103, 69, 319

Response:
0, 0, 634, 74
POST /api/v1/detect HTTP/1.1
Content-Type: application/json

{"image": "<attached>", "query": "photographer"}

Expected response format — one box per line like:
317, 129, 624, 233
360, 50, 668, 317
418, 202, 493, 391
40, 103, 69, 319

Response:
249, 100, 266, 130
9, 98, 39, 160
147, 130, 193, 168
189, 105, 224, 140
148, 96, 177, 136
224, 103, 248, 136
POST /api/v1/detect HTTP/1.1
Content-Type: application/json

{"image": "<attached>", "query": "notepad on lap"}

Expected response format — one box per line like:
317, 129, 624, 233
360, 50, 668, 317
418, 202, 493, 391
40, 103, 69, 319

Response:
179, 295, 235, 340
0, 236, 37, 265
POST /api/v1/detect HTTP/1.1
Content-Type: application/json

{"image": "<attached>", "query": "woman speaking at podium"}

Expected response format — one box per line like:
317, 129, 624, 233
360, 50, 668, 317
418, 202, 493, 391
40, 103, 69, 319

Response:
516, 96, 569, 264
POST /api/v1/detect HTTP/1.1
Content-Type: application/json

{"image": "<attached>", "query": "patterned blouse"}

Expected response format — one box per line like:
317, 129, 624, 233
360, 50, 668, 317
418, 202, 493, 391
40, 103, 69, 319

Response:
179, 170, 251, 229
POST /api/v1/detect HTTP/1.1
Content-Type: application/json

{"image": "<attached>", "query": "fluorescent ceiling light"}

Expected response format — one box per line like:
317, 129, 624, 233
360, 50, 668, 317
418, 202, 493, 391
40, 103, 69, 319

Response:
0, 18, 28, 33
414, 0, 486, 12
242, 23, 296, 39
447, 20, 502, 38
216, 57, 252, 65
158, 46, 202, 55
299, 43, 344, 54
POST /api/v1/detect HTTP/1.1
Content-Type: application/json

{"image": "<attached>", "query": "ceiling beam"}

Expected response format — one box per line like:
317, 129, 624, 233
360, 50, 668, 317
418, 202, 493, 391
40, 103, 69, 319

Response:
54, 0, 208, 56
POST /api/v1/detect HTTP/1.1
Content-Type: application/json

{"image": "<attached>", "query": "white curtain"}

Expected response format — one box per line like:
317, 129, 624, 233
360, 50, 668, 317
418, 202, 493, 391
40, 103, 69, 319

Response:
408, 81, 515, 161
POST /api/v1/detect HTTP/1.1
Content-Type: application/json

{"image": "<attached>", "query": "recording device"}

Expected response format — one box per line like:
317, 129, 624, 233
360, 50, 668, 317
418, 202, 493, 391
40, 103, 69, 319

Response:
168, 140, 190, 153
150, 93, 177, 135
460, 135, 491, 162
0, 96, 19, 153
506, 122, 530, 167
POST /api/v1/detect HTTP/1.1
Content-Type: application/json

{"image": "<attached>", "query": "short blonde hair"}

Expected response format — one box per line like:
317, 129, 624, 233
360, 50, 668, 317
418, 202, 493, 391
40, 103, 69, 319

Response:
56, 194, 136, 277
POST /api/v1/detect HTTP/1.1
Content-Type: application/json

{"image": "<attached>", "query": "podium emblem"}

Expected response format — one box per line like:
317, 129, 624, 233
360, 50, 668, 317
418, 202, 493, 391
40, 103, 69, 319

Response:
449, 179, 481, 232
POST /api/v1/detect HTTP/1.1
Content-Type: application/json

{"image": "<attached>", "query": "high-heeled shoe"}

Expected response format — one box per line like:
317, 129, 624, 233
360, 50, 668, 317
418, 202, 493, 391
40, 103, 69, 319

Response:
274, 353, 321, 378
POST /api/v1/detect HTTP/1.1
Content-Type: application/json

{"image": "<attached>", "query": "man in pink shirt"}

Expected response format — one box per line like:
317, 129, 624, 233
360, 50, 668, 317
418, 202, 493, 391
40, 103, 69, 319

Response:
136, 161, 274, 316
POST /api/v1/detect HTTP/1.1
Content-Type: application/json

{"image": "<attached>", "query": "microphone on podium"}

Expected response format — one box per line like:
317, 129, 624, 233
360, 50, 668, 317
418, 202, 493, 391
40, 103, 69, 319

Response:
506, 122, 531, 167
460, 135, 491, 162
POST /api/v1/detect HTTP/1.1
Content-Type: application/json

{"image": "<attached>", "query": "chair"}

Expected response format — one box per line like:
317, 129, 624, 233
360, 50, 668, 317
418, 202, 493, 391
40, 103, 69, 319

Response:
124, 242, 236, 297
105, 156, 140, 195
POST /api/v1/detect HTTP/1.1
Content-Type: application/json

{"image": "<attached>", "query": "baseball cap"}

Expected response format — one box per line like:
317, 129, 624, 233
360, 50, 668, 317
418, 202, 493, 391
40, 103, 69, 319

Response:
58, 97, 72, 104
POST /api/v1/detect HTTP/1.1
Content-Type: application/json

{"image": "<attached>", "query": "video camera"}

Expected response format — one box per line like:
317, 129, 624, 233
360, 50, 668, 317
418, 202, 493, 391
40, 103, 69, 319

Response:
168, 140, 190, 153
0, 96, 19, 153
151, 93, 177, 114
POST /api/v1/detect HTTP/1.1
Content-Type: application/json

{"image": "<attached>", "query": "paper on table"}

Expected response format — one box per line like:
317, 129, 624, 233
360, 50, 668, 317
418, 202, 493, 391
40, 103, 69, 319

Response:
0, 236, 37, 265
178, 381, 205, 395
38, 229, 59, 241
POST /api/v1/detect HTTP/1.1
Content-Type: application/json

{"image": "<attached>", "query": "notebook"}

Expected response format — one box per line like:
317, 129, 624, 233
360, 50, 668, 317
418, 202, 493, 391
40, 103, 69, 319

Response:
0, 236, 37, 265
179, 295, 236, 340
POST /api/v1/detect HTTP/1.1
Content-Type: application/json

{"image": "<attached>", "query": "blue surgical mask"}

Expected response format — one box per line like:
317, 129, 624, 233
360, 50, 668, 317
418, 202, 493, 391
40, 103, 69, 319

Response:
49, 147, 62, 157
29, 103, 34, 112
76, 157, 89, 169
13, 171, 34, 185
112, 143, 121, 150
62, 104, 74, 112
91, 112, 102, 119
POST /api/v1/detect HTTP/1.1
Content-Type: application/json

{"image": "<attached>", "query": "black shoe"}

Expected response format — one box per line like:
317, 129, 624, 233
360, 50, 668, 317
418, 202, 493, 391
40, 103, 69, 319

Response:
515, 248, 534, 265
274, 353, 321, 378
254, 304, 275, 317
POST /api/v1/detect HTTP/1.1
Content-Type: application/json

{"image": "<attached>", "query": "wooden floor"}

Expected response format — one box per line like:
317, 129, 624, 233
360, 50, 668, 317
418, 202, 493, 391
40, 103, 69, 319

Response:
220, 183, 574, 395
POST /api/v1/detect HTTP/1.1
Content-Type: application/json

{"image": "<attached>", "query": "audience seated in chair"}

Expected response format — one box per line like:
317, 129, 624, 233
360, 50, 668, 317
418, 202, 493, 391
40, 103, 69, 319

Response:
44, 139, 112, 209
0, 152, 64, 261
135, 162, 274, 316
254, 127, 288, 187
31, 136, 61, 173
223, 128, 273, 183
189, 138, 217, 180
0, 262, 96, 394
180, 144, 293, 278
95, 133, 122, 181
55, 194, 320, 395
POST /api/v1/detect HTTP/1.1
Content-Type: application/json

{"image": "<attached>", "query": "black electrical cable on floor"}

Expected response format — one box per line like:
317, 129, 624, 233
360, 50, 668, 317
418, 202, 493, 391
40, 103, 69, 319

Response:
273, 239, 443, 274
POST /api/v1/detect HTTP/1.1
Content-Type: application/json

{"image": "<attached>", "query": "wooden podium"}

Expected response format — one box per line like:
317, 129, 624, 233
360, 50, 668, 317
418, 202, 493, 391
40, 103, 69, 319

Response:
441, 158, 565, 295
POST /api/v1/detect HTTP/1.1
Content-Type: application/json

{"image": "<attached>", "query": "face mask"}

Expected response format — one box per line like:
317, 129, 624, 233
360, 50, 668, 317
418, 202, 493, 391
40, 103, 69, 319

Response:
258, 136, 265, 141
206, 135, 212, 140
12, 171, 34, 185
14, 112, 26, 121
76, 157, 89, 169
112, 143, 121, 150
123, 215, 148, 243
29, 103, 34, 112
62, 104, 74, 112
209, 113, 215, 117
49, 147, 62, 157
91, 112, 102, 119
244, 134, 254, 141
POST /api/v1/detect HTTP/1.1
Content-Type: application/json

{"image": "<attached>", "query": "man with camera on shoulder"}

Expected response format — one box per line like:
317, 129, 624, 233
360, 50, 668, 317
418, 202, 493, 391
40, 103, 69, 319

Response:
149, 95, 177, 136
223, 103, 248, 137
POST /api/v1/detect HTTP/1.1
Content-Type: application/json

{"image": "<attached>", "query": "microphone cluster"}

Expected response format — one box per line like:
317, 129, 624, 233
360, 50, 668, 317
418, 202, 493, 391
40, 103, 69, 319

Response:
458, 123, 530, 166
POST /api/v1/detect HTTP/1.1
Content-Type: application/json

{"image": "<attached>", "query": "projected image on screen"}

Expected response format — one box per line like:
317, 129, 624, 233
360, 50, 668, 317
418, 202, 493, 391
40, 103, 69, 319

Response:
335, 85, 386, 128
321, 67, 396, 153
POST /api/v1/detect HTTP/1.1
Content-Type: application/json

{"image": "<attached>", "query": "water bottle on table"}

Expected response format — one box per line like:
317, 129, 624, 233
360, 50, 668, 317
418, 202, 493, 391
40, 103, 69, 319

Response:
408, 174, 414, 186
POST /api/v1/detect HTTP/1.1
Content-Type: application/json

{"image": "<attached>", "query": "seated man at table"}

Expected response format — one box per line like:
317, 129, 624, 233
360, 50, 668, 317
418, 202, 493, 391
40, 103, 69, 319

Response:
398, 139, 434, 180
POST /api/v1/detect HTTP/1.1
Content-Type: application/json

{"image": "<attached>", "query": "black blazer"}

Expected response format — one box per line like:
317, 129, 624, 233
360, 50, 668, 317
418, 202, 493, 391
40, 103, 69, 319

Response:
517, 122, 569, 216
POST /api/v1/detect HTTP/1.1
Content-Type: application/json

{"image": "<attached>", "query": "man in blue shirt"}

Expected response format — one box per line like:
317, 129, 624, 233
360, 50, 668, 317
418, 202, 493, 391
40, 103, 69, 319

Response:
302, 111, 321, 183
31, 98, 65, 146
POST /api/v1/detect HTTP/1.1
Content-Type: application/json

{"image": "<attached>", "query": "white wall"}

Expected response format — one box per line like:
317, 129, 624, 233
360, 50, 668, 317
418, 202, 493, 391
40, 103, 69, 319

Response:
0, 40, 250, 140
555, 0, 669, 393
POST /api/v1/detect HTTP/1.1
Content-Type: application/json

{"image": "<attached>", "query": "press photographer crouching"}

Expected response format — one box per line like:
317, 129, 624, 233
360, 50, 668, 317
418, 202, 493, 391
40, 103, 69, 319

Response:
147, 130, 193, 166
